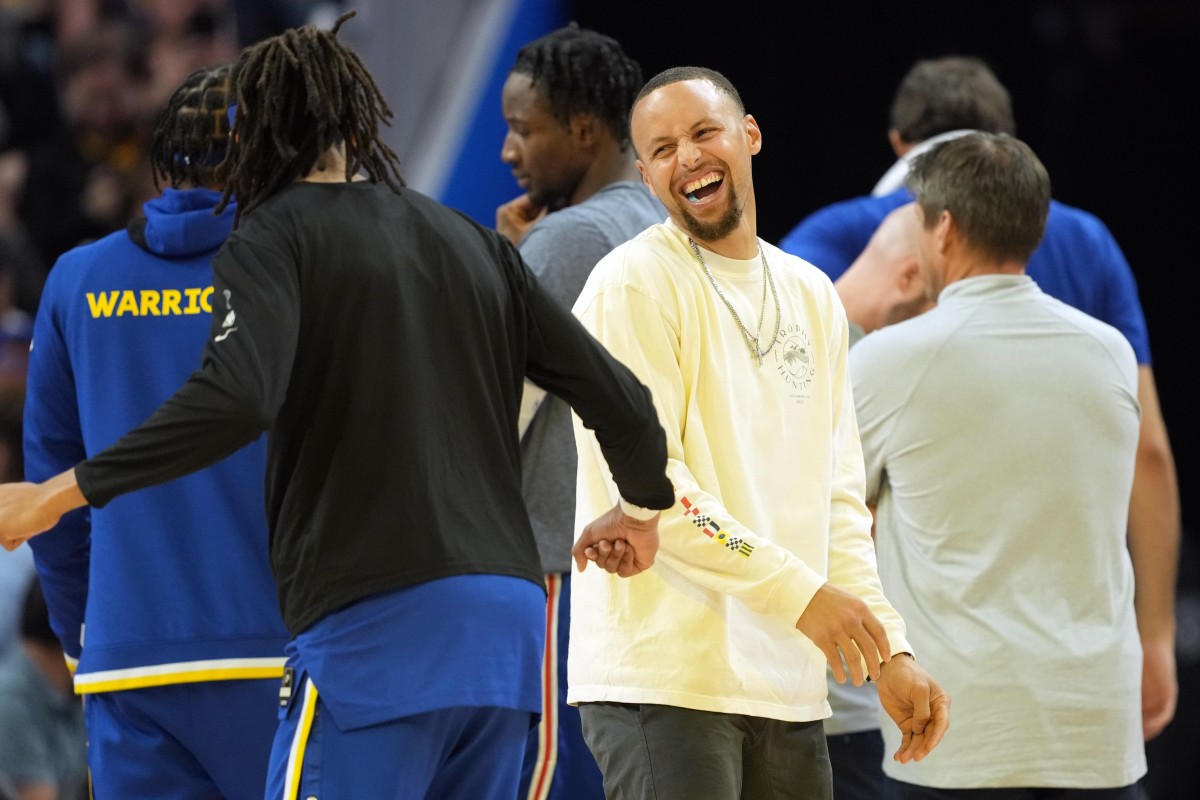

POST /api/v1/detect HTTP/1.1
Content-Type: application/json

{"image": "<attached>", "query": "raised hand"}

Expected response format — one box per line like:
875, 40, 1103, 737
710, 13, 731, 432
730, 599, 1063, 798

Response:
496, 193, 548, 246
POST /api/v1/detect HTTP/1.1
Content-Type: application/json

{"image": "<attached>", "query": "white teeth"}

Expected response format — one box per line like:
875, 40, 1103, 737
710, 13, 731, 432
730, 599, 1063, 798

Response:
683, 173, 722, 195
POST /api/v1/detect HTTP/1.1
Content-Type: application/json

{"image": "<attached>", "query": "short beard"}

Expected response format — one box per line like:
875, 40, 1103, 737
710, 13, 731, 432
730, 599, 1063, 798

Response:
675, 183, 743, 242
527, 185, 570, 214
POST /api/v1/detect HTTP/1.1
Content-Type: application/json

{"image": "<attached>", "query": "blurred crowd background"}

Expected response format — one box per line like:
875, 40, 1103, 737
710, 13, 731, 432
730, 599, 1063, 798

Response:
0, 1, 345, 392
0, 2, 341, 793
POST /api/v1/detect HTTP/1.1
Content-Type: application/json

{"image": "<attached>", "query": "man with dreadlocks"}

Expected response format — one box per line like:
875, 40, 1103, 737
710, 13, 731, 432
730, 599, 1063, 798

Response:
497, 24, 664, 800
0, 12, 674, 800
20, 64, 288, 800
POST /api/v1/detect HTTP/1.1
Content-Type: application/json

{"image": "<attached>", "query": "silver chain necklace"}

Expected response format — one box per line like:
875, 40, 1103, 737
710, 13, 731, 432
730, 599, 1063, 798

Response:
688, 237, 781, 365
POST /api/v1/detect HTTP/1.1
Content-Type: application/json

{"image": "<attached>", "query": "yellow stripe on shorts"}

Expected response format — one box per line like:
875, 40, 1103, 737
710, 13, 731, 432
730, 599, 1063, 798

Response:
283, 679, 319, 800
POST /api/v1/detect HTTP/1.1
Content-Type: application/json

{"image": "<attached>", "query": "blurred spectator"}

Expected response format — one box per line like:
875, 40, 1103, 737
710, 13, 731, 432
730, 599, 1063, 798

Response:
132, 0, 240, 112
0, 251, 33, 377
0, 1, 62, 152
4, 0, 337, 323
0, 382, 34, 662
229, 0, 341, 46
0, 544, 33, 660
0, 152, 46, 316
0, 173, 34, 672
17, 18, 149, 284
50, 0, 127, 47
0, 578, 87, 800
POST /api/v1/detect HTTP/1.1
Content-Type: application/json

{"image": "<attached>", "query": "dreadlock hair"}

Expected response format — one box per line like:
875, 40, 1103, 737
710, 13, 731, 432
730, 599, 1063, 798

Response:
510, 23, 643, 151
149, 63, 234, 190
217, 11, 403, 221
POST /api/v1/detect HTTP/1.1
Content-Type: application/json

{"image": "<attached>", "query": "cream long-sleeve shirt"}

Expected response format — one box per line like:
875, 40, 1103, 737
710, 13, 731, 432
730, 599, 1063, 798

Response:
568, 220, 909, 721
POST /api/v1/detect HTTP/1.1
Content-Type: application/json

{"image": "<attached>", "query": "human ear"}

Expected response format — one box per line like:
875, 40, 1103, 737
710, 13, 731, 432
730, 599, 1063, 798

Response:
744, 114, 762, 155
897, 259, 923, 300
571, 113, 595, 146
635, 161, 657, 197
935, 211, 955, 254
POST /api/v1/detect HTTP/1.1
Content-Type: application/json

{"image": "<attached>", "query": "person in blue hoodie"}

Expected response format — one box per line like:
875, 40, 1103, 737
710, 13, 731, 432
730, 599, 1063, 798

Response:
20, 64, 289, 800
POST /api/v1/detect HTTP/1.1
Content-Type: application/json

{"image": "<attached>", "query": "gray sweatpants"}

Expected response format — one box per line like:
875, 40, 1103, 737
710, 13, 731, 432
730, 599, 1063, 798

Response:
579, 702, 833, 800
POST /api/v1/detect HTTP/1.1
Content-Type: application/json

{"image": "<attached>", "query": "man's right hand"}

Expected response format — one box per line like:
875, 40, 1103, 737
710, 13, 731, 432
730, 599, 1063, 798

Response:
573, 504, 659, 578
0, 469, 87, 551
496, 193, 547, 246
795, 582, 891, 685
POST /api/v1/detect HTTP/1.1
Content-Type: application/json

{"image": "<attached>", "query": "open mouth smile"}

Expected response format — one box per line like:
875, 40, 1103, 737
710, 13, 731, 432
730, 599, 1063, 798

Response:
682, 172, 724, 204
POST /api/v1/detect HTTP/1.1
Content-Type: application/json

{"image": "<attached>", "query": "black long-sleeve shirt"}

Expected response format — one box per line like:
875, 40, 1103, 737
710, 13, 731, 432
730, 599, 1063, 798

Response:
75, 181, 673, 634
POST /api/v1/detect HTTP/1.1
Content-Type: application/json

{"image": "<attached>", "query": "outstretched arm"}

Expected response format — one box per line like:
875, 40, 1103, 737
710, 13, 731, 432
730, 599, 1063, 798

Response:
5, 232, 297, 550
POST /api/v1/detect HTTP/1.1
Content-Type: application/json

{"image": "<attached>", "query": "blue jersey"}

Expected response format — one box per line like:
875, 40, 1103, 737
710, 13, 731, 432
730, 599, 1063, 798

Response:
778, 188, 1152, 364
23, 188, 288, 693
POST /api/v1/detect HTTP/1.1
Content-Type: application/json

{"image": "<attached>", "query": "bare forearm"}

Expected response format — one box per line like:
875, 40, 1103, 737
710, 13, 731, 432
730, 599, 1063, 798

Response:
0, 468, 87, 550
1128, 462, 1179, 639
1129, 366, 1180, 642
39, 468, 87, 521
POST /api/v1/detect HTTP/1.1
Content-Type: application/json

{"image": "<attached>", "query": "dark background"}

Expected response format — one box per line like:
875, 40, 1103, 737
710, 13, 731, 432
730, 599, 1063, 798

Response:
574, 0, 1198, 793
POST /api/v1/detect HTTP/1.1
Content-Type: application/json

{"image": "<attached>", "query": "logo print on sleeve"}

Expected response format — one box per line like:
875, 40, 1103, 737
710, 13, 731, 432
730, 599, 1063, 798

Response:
680, 496, 755, 557
214, 289, 238, 341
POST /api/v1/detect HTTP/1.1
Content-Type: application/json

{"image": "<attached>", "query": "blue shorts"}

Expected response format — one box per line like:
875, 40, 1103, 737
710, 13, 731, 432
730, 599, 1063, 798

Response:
84, 679, 278, 800
265, 576, 544, 798
266, 670, 531, 800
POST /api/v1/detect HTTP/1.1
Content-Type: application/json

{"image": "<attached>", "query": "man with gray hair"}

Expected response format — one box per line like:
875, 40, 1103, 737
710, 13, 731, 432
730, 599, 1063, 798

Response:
852, 132, 1146, 798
